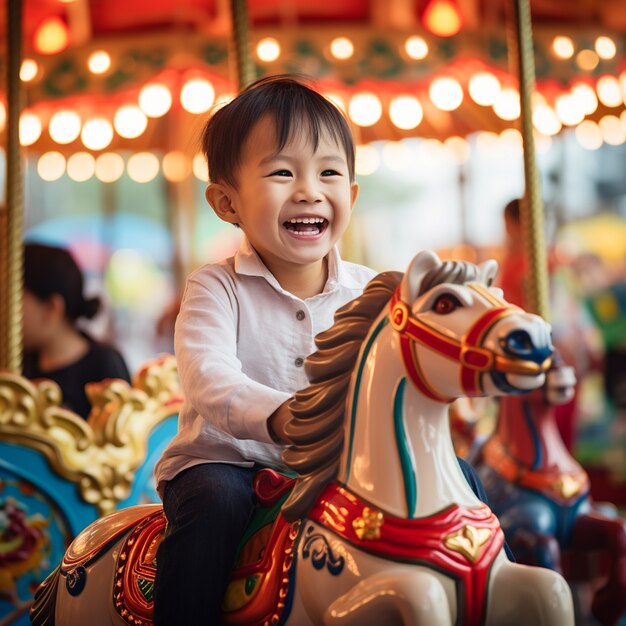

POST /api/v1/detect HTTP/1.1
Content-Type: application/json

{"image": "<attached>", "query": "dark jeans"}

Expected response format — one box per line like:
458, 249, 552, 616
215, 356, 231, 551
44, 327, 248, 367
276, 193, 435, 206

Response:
153, 463, 259, 626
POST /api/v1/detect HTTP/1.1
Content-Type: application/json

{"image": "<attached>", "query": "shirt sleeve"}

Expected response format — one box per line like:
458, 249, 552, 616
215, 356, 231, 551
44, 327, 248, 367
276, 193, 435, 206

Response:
174, 271, 291, 444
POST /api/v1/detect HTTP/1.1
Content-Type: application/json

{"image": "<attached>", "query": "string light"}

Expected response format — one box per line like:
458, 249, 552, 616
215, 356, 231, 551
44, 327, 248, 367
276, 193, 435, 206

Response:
127, 152, 160, 183
180, 78, 215, 114
468, 72, 501, 106
256, 38, 281, 62
95, 152, 125, 182
389, 96, 423, 130
355, 145, 380, 176
330, 37, 354, 60
88, 50, 112, 74
37, 151, 66, 181
429, 77, 463, 111
19, 112, 42, 146
67, 152, 96, 182
114, 105, 148, 139
34, 17, 69, 55
20, 59, 39, 82
49, 110, 81, 144
139, 83, 173, 117
348, 93, 383, 127
81, 118, 114, 151
422, 0, 462, 37
404, 36, 429, 60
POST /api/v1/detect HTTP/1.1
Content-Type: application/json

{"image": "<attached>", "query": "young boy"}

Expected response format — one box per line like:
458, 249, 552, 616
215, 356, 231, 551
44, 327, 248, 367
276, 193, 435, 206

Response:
152, 75, 376, 625
153, 74, 498, 625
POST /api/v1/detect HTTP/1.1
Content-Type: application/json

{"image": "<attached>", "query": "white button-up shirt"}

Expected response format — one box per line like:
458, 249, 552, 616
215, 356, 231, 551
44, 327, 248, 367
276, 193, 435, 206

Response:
155, 238, 376, 489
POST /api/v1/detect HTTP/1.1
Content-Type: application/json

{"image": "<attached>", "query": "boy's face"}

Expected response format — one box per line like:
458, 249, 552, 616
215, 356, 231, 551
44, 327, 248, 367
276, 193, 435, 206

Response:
208, 115, 358, 275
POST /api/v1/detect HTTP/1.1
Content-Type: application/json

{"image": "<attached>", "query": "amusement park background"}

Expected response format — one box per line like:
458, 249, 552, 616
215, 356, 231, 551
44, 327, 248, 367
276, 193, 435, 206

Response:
1, 0, 626, 622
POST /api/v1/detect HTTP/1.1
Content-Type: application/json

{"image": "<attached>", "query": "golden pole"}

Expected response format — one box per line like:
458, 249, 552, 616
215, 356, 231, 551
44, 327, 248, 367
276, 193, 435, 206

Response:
508, 0, 550, 320
0, 0, 24, 372
230, 0, 256, 90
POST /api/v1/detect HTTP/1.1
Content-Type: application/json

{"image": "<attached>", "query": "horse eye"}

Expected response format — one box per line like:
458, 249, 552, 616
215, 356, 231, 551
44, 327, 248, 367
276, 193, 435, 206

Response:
433, 294, 461, 314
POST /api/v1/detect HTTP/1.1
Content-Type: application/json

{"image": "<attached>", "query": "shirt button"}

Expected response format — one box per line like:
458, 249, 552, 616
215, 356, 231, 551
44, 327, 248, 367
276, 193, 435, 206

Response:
296, 310, 306, 321
294, 357, 304, 367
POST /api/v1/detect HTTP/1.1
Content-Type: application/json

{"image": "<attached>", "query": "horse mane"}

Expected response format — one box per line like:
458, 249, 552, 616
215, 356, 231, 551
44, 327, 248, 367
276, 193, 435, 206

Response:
281, 259, 481, 521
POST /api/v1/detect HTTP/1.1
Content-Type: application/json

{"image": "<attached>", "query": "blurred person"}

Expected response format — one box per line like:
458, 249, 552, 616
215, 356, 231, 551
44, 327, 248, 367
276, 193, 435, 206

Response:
497, 198, 602, 450
22, 242, 131, 419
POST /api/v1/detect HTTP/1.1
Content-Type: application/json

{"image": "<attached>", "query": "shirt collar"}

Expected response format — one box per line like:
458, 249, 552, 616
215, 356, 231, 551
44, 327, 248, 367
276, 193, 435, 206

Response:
233, 237, 363, 294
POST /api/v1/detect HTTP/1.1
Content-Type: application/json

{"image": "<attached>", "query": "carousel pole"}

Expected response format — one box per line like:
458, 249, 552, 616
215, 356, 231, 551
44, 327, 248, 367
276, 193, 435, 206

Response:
230, 0, 256, 90
508, 0, 550, 320
0, 0, 24, 373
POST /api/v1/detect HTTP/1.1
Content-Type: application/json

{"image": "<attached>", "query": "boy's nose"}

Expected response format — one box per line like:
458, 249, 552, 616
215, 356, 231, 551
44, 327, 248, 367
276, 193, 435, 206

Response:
293, 180, 323, 203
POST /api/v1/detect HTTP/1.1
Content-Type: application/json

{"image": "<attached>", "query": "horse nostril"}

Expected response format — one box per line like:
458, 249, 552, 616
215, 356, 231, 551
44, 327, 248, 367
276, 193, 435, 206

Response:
501, 330, 533, 355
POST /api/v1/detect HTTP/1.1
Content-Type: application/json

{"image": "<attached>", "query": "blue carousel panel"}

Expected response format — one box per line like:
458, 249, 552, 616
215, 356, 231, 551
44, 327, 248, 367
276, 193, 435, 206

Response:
0, 471, 73, 623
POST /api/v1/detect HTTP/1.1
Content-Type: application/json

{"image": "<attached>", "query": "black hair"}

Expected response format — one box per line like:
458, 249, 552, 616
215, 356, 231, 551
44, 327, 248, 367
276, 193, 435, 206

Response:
201, 74, 356, 187
23, 242, 101, 321
504, 198, 521, 223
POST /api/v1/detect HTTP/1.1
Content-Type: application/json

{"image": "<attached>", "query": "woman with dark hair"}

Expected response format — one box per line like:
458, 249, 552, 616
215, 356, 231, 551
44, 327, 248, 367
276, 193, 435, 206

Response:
22, 242, 131, 419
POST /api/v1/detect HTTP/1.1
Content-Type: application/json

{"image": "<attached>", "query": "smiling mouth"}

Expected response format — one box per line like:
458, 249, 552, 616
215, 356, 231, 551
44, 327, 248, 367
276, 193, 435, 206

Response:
283, 216, 329, 237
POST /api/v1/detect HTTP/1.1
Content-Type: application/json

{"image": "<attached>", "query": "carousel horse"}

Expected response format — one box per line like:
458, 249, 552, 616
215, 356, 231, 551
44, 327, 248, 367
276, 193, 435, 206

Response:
475, 359, 626, 626
31, 250, 575, 626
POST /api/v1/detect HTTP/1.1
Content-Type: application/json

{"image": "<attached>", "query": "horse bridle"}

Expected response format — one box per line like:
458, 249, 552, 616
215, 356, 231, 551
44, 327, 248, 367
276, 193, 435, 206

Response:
389, 283, 552, 401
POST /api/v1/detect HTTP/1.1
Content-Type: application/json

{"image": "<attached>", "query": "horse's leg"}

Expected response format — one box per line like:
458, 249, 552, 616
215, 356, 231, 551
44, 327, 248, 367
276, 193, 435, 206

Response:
570, 511, 626, 626
323, 569, 453, 626
486, 560, 574, 626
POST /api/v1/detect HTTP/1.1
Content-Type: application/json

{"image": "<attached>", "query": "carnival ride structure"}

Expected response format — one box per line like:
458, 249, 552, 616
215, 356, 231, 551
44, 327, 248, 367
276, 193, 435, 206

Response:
474, 359, 626, 626
31, 250, 574, 626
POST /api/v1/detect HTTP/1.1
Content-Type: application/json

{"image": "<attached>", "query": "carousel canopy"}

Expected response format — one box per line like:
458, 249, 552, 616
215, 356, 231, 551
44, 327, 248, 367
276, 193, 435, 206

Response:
1, 0, 626, 151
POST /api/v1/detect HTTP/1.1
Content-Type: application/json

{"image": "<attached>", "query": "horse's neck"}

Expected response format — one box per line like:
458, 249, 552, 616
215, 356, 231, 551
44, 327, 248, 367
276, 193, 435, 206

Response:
339, 325, 481, 519
493, 392, 582, 474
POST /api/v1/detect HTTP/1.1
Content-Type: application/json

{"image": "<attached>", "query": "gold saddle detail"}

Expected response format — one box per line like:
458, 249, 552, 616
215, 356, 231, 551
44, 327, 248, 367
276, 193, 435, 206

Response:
113, 509, 166, 625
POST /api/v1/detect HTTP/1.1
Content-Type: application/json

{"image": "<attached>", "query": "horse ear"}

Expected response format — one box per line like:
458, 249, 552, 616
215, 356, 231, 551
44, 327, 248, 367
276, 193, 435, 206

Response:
401, 250, 441, 302
479, 259, 499, 286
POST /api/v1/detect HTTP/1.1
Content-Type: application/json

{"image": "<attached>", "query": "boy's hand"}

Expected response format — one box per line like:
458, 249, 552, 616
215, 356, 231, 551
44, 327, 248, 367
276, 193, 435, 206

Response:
268, 401, 293, 445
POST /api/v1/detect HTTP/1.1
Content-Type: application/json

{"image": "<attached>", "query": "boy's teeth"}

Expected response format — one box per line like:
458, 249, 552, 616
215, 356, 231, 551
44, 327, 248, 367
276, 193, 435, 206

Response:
288, 217, 324, 223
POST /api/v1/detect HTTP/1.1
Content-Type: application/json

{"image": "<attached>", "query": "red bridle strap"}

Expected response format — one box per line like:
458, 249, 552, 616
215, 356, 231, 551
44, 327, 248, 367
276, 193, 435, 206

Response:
389, 285, 551, 398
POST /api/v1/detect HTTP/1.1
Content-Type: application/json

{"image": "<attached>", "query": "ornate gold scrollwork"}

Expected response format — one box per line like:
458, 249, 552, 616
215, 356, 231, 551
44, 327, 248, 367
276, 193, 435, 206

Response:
0, 354, 183, 515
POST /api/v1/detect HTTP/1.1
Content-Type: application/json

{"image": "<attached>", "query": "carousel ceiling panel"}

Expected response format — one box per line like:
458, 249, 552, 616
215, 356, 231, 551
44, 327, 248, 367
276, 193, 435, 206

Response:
2, 0, 626, 148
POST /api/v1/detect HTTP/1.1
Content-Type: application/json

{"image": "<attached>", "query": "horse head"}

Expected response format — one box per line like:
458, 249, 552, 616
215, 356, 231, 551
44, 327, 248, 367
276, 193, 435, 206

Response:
282, 250, 555, 521
394, 249, 554, 401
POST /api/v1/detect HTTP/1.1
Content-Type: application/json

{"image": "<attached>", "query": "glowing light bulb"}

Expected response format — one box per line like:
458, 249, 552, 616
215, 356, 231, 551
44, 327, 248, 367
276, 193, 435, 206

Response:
429, 77, 463, 111
19, 112, 42, 146
34, 17, 69, 55
180, 78, 215, 114
552, 36, 574, 59
348, 93, 383, 127
81, 118, 114, 150
114, 105, 148, 139
355, 145, 380, 176
88, 50, 111, 74
256, 38, 281, 62
139, 83, 173, 118
404, 36, 429, 60
37, 151, 66, 181
127, 152, 160, 183
49, 110, 81, 144
330, 37, 354, 60
389, 96, 423, 130
468, 72, 501, 106
95, 152, 124, 182
422, 0, 462, 37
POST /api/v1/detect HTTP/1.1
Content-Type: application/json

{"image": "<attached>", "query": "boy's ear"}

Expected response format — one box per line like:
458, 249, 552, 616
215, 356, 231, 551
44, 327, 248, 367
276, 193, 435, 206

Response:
350, 181, 359, 209
205, 183, 239, 224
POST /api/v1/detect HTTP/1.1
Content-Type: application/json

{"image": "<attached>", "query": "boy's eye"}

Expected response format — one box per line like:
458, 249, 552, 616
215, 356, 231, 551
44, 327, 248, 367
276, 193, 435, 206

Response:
269, 169, 292, 177
321, 169, 340, 176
